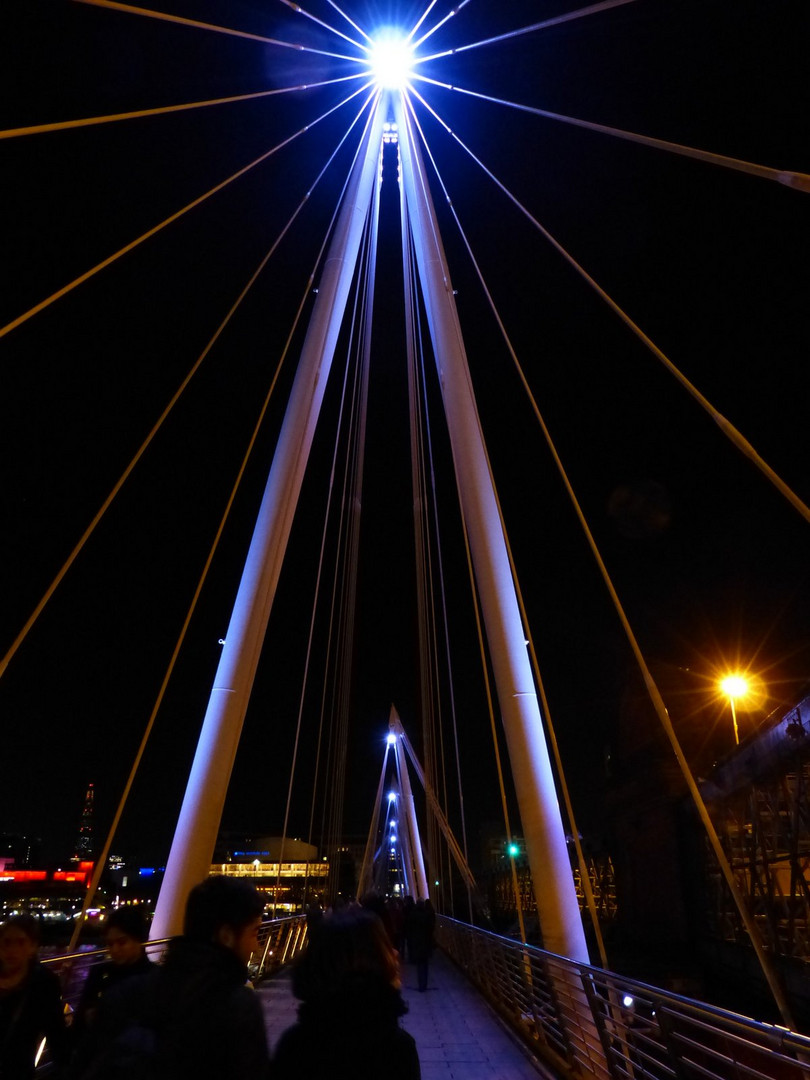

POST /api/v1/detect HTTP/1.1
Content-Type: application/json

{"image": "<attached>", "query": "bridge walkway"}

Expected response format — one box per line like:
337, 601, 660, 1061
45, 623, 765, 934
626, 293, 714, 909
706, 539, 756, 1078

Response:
258, 950, 547, 1079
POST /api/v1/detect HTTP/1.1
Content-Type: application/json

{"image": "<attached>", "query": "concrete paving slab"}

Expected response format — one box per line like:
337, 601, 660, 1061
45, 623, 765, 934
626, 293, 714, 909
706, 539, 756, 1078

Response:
257, 951, 548, 1078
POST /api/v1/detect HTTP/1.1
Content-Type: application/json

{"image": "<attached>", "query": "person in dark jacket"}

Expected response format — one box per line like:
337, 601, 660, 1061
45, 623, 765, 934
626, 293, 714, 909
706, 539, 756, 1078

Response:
407, 900, 435, 993
272, 907, 420, 1080
0, 914, 69, 1079
79, 876, 270, 1080
74, 908, 153, 1035
71, 907, 154, 1075
402, 896, 416, 963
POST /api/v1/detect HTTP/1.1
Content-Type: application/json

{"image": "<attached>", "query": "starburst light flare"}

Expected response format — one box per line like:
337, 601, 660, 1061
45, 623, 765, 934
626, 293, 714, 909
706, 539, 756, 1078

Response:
369, 31, 415, 90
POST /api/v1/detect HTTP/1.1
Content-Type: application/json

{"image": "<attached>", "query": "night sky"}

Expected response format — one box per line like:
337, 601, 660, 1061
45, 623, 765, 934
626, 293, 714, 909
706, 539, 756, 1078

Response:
2, 0, 809, 868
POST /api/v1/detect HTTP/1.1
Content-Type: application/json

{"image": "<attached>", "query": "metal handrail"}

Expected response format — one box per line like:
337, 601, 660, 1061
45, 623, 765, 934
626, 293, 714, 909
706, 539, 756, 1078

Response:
40, 915, 307, 1011
438, 916, 810, 1080
32, 916, 306, 1075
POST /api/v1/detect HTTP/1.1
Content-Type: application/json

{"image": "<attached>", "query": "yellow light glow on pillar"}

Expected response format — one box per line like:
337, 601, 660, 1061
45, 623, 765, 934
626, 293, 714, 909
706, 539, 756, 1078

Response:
720, 673, 750, 745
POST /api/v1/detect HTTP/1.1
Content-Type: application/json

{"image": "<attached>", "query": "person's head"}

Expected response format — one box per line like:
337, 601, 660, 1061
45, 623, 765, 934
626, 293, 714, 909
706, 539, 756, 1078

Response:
184, 876, 264, 965
359, 891, 393, 937
0, 915, 40, 978
292, 907, 400, 1004
104, 906, 149, 966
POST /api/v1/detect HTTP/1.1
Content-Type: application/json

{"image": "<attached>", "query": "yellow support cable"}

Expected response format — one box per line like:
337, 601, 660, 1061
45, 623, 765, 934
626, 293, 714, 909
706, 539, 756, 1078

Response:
409, 85, 810, 527
412, 100, 797, 1023
68, 242, 323, 949
71, 0, 359, 60
0, 79, 363, 140
414, 80, 810, 193
0, 87, 376, 684
0, 80, 373, 342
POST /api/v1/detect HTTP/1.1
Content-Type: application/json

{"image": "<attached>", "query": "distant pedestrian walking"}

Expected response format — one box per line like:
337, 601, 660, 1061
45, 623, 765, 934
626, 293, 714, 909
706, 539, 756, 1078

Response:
408, 900, 435, 993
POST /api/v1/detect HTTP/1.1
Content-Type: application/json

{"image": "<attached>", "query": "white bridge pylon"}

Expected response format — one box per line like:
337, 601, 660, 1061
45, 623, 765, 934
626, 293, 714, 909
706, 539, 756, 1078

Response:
151, 87, 589, 967
358, 705, 479, 903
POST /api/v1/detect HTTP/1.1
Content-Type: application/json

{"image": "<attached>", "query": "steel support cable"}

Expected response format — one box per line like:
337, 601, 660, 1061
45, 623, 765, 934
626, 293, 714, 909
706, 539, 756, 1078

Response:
423, 163, 610, 964
325, 0, 373, 46
71, 0, 360, 62
416, 0, 637, 62
409, 256, 457, 912
396, 727, 478, 895
273, 205, 373, 913
328, 287, 371, 864
400, 146, 454, 886
342, 182, 382, 797
256, 100, 380, 883
358, 743, 393, 897
406, 229, 451, 911
69, 91, 377, 937
329, 272, 373, 851
409, 87, 810, 525
393, 755, 413, 893
413, 76, 810, 194
414, 308, 448, 909
0, 76, 367, 141
412, 0, 473, 51
409, 231, 474, 920
459, 499, 528, 945
67, 166, 352, 947
402, 222, 444, 902
0, 79, 374, 342
404, 97, 605, 964
317, 378, 358, 876
404, 215, 472, 876
408, 99, 796, 1025
321, 315, 363, 884
275, 0, 366, 52
331, 202, 379, 873
407, 1, 440, 44
0, 86, 377, 685
399, 97, 529, 936
402, 209, 440, 894
309, 178, 378, 857
294, 97, 385, 858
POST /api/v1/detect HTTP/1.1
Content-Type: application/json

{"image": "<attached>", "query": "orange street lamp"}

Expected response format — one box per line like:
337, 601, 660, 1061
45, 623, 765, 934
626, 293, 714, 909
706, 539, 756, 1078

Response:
720, 674, 749, 745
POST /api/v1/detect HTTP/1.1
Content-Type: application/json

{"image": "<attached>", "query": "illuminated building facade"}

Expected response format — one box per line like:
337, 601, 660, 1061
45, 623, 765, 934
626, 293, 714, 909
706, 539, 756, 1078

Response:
214, 836, 329, 914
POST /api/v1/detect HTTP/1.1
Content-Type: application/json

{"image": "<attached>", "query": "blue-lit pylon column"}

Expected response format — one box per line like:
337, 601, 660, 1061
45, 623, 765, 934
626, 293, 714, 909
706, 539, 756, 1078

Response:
391, 706, 429, 899
393, 94, 589, 964
151, 97, 387, 939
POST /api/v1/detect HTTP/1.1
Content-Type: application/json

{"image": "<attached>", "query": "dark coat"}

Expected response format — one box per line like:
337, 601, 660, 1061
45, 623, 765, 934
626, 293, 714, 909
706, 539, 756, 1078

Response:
0, 961, 69, 1080
81, 939, 269, 1080
406, 904, 435, 965
71, 954, 154, 1075
272, 978, 420, 1080
75, 955, 154, 1033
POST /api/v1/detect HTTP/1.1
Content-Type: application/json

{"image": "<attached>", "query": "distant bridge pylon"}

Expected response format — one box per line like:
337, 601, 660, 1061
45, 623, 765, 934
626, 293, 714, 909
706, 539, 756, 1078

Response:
358, 704, 479, 906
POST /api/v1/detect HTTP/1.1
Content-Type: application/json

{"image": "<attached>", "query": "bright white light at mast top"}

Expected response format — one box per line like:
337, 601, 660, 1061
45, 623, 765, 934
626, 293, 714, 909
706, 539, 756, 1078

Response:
369, 32, 415, 90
